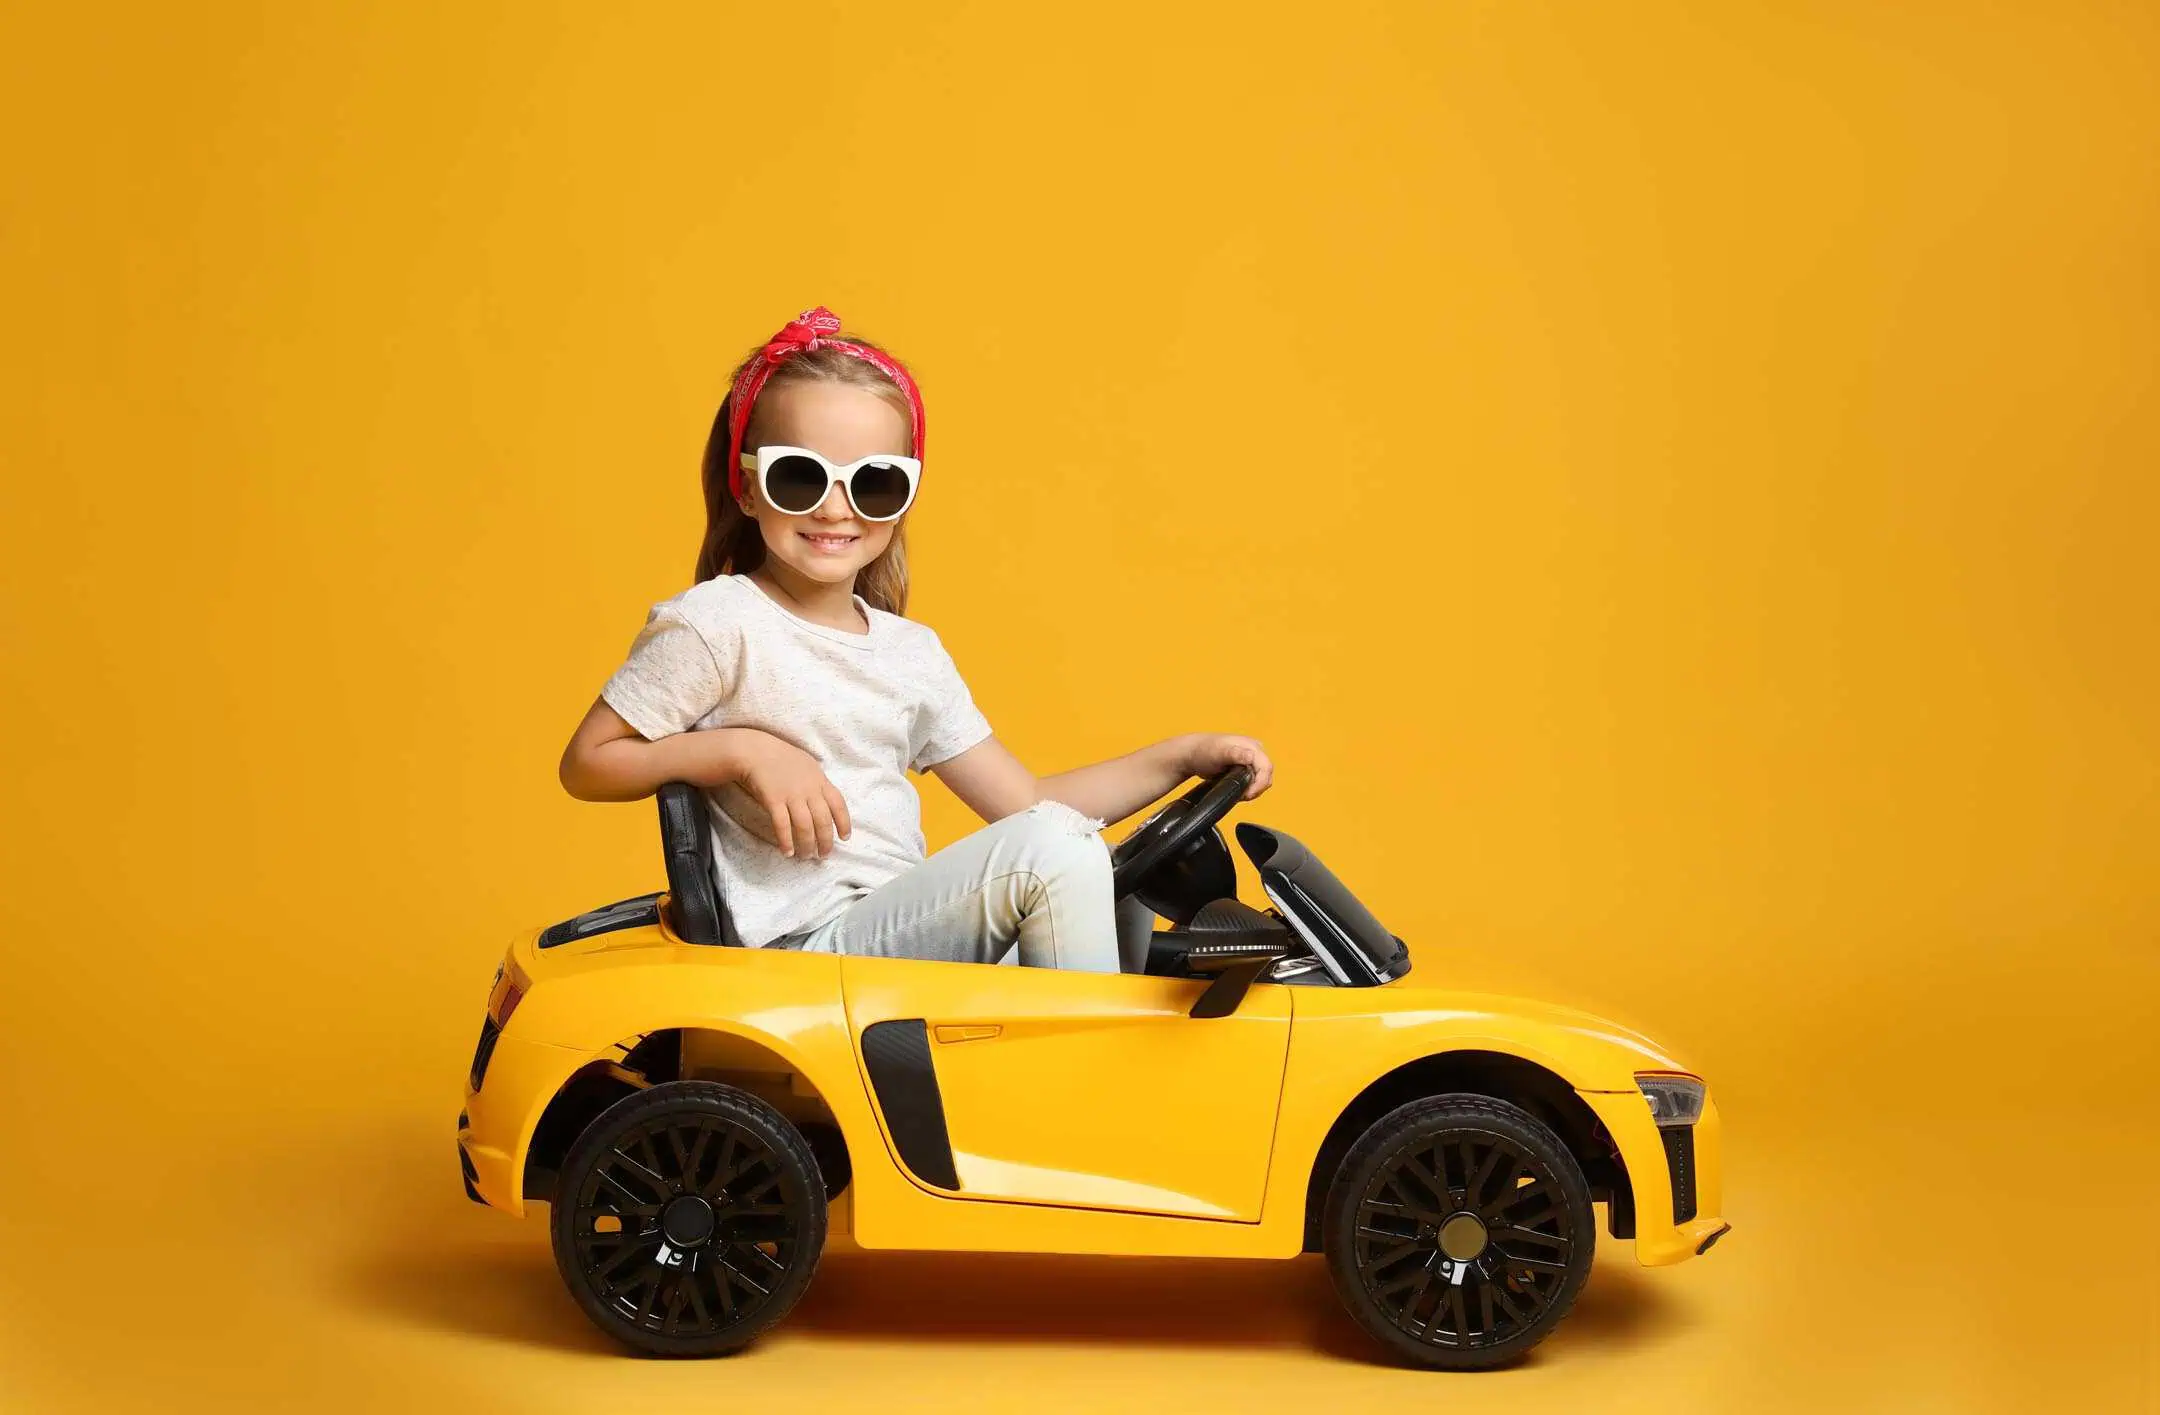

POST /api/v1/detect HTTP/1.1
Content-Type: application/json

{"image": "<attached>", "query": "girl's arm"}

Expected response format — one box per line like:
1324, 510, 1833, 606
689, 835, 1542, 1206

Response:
931, 731, 1274, 827
558, 696, 756, 800
559, 697, 853, 858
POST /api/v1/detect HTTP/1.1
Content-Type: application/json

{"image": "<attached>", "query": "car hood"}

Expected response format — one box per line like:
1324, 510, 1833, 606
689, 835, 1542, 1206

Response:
1363, 980, 1697, 1088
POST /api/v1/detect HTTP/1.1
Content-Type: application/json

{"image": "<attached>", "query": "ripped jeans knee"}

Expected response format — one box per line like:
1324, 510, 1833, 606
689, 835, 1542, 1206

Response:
1019, 797, 1108, 836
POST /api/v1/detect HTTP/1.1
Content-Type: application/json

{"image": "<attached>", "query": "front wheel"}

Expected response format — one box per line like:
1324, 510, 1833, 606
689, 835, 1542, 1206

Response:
1322, 1094, 1595, 1369
550, 1080, 827, 1356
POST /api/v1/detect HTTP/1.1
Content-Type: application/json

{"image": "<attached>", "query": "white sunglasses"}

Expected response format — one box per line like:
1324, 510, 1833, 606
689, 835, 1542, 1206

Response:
738, 445, 922, 522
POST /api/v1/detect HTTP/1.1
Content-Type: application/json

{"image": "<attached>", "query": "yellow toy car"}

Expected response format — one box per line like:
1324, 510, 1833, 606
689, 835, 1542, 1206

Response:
457, 765, 1729, 1367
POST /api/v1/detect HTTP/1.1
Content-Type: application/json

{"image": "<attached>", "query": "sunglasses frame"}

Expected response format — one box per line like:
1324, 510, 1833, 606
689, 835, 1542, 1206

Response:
738, 444, 923, 523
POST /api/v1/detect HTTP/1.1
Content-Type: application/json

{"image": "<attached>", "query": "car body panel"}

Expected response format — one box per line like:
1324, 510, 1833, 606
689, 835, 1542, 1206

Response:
1273, 978, 1695, 1094
1251, 977, 1717, 1261
840, 953, 1291, 1220
463, 910, 1726, 1266
459, 1031, 588, 1215
465, 925, 871, 1219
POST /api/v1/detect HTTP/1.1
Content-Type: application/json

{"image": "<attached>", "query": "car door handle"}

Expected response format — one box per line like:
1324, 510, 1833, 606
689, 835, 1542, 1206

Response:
932, 1024, 1001, 1044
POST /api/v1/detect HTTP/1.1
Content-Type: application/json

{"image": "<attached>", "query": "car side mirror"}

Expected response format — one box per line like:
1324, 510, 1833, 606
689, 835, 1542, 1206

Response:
1182, 938, 1293, 1019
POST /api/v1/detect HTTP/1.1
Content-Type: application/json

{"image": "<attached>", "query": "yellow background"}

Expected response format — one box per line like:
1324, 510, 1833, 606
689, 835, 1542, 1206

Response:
3, 3, 2154, 1410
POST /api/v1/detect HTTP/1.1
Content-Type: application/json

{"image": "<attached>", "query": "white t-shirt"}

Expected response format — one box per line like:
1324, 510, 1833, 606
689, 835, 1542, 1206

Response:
599, 573, 994, 948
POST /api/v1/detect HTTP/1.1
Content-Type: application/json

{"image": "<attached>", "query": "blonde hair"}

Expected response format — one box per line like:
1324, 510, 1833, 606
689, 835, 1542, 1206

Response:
694, 332, 919, 617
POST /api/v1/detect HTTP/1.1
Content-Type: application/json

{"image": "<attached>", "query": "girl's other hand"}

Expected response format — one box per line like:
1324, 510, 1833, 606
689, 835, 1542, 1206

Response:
735, 733, 853, 858
1183, 733, 1275, 800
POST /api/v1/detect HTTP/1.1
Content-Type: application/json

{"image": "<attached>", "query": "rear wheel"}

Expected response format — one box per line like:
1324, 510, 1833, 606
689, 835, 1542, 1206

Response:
1322, 1094, 1594, 1369
550, 1080, 826, 1356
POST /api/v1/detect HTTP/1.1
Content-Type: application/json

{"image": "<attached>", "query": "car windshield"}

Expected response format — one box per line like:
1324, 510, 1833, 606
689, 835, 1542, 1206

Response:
1236, 824, 1406, 981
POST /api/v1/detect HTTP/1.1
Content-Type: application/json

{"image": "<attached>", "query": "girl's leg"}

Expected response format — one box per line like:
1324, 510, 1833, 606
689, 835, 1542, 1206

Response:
794, 798, 1126, 972
992, 895, 1155, 969
1115, 895, 1158, 974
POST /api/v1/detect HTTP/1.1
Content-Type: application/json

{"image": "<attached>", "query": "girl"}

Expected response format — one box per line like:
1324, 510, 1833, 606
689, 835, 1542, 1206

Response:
557, 305, 1273, 972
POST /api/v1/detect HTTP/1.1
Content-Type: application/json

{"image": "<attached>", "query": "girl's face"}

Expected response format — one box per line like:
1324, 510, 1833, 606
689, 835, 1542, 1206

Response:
739, 380, 913, 588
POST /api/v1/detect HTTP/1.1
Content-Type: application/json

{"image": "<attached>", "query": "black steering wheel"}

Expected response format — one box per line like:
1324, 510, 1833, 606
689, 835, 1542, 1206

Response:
1110, 763, 1254, 897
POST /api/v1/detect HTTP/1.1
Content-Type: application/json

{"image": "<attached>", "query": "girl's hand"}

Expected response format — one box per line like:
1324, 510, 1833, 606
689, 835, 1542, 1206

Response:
734, 733, 852, 858
1182, 733, 1274, 801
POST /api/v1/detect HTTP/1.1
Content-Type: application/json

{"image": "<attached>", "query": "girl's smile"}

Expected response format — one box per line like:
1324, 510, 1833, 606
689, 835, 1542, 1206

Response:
733, 381, 912, 626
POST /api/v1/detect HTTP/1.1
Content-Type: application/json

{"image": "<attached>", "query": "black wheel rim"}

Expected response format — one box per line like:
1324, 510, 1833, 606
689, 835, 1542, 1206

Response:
568, 1110, 805, 1340
1351, 1127, 1578, 1351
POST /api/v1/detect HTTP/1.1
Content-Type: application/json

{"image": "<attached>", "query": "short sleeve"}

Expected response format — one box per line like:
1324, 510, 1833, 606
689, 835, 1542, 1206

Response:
910, 636, 993, 773
600, 602, 732, 742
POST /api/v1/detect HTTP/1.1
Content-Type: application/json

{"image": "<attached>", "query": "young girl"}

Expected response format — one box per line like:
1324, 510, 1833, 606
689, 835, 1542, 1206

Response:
557, 305, 1273, 972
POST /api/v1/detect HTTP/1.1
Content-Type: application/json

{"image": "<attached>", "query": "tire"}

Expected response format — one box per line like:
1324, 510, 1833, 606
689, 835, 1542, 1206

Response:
1322, 1093, 1595, 1369
550, 1080, 827, 1357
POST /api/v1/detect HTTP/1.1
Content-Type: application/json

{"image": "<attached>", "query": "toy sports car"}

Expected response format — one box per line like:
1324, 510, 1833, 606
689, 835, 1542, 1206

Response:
456, 765, 1729, 1368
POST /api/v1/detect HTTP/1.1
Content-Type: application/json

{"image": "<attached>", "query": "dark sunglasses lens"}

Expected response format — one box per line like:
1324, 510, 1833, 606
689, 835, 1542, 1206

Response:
765, 454, 829, 513
849, 461, 913, 519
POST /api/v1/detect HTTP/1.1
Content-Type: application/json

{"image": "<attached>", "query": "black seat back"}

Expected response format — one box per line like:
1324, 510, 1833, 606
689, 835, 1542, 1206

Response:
656, 781, 728, 946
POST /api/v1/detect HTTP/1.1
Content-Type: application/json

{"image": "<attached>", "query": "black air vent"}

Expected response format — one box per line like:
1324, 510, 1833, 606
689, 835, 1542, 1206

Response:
538, 891, 663, 949
1662, 1126, 1698, 1223
469, 1015, 501, 1092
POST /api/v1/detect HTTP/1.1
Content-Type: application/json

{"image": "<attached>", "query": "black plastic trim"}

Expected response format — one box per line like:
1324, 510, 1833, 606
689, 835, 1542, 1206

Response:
656, 782, 727, 946
537, 891, 664, 949
860, 1019, 961, 1191
1234, 823, 1408, 986
1180, 901, 1293, 1016
1663, 1125, 1699, 1223
468, 1015, 500, 1092
458, 1141, 484, 1205
1606, 1173, 1637, 1239
797, 1120, 854, 1200
1190, 957, 1279, 1018
1696, 1220, 1731, 1255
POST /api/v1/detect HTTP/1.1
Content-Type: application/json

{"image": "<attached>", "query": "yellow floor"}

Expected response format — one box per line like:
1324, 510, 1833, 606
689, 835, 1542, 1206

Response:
3, 1042, 2149, 1413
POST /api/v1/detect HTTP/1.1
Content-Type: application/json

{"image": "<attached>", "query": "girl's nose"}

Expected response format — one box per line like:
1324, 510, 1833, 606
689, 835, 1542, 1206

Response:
812, 483, 852, 519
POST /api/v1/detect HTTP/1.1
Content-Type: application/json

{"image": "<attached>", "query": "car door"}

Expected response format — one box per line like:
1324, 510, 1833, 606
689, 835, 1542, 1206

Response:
841, 954, 1291, 1221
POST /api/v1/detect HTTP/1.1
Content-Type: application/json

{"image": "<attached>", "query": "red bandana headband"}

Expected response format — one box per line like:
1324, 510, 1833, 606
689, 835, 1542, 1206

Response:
725, 304, 927, 502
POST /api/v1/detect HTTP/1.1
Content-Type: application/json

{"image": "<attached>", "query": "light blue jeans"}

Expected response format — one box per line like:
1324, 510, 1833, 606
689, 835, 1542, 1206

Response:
770, 798, 1157, 973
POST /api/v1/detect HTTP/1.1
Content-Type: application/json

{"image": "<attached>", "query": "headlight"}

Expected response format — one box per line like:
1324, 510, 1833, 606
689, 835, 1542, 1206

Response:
1635, 1072, 1706, 1128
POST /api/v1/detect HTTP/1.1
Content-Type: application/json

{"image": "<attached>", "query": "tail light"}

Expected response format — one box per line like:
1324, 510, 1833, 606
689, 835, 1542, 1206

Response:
487, 958, 530, 1029
469, 957, 531, 1093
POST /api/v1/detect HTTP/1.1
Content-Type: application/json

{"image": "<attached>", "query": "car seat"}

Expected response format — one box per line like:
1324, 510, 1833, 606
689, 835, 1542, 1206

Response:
657, 781, 729, 946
